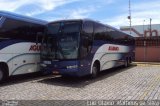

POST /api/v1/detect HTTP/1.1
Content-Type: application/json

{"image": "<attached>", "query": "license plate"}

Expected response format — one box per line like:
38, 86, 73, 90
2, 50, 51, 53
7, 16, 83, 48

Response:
43, 61, 51, 64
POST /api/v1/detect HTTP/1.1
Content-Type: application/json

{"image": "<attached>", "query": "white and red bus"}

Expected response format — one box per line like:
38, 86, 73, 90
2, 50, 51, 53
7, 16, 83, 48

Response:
0, 11, 47, 82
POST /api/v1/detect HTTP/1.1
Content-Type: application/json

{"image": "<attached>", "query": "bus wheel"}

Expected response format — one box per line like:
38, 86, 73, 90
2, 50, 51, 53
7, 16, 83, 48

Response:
124, 58, 129, 67
0, 68, 5, 83
91, 63, 99, 78
128, 57, 132, 66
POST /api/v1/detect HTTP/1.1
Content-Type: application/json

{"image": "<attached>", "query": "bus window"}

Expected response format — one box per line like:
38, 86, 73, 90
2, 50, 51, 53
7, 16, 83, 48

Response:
43, 21, 81, 60
47, 23, 60, 35
0, 16, 6, 28
80, 35, 92, 58
58, 33, 79, 59
80, 21, 93, 58
94, 23, 106, 41
0, 18, 29, 39
0, 16, 2, 27
0, 18, 45, 42
83, 21, 93, 35
105, 27, 114, 41
63, 22, 80, 33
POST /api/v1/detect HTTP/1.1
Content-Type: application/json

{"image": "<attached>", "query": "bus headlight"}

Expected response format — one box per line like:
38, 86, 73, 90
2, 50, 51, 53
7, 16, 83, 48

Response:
40, 63, 47, 67
66, 65, 78, 69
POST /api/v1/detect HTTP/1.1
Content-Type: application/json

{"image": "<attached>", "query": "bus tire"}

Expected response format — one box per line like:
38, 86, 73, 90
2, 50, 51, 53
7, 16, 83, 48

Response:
91, 62, 99, 78
0, 63, 8, 83
0, 68, 5, 83
124, 58, 129, 67
128, 57, 132, 66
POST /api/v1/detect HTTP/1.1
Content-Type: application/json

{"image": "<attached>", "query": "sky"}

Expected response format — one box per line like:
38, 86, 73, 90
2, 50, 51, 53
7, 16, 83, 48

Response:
0, 0, 160, 28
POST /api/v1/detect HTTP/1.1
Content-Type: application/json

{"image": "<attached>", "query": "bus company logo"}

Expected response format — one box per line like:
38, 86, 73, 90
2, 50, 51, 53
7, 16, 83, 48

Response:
29, 45, 41, 51
108, 46, 119, 51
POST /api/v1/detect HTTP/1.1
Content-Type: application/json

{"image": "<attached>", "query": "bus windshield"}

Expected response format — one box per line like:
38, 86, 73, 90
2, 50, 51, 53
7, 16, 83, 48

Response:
41, 21, 81, 60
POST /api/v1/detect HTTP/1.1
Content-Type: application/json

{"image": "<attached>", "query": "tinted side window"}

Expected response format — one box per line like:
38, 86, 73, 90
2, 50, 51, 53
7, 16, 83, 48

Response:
94, 23, 106, 40
122, 34, 134, 45
83, 21, 93, 35
0, 16, 3, 27
29, 24, 45, 42
80, 21, 94, 58
0, 18, 45, 42
80, 35, 92, 58
105, 27, 114, 41
113, 32, 132, 45
0, 18, 26, 39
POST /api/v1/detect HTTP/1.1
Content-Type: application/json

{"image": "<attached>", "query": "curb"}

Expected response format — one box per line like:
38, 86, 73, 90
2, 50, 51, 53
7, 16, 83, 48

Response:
133, 62, 160, 66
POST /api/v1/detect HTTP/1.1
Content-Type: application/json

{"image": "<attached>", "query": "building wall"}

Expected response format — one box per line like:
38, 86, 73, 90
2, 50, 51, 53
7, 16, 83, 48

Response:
135, 37, 160, 62
135, 47, 160, 62
121, 24, 160, 62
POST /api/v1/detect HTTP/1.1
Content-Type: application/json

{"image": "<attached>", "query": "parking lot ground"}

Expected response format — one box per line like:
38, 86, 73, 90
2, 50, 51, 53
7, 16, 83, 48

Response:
0, 64, 160, 101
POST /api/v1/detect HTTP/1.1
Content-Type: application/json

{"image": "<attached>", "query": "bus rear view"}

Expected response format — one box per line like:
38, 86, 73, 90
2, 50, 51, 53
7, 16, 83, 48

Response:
40, 19, 135, 78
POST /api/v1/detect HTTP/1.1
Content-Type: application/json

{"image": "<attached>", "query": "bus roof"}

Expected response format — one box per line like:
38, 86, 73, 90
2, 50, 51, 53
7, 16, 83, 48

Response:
49, 18, 133, 36
0, 11, 48, 25
49, 19, 83, 23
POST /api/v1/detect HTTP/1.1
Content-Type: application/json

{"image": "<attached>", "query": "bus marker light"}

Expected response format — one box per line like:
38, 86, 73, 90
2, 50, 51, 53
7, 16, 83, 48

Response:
81, 65, 84, 67
52, 71, 59, 74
